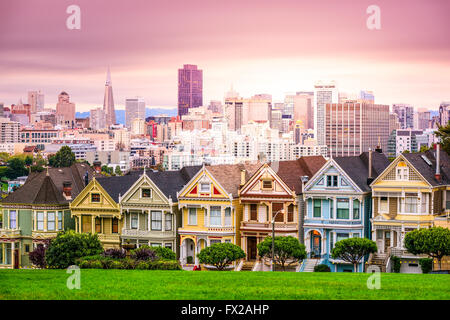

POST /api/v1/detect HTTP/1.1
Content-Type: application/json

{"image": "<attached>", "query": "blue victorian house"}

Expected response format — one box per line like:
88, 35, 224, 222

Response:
300, 150, 389, 272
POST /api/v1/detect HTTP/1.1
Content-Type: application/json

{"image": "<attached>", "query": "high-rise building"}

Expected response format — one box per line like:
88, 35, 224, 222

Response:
314, 81, 338, 145
439, 101, 450, 126
90, 107, 106, 131
131, 118, 147, 135
28, 91, 38, 113
178, 64, 203, 117
103, 67, 116, 127
225, 95, 271, 132
0, 118, 20, 143
413, 108, 431, 130
392, 104, 414, 129
55, 91, 75, 127
389, 112, 401, 134
325, 102, 389, 157
293, 91, 314, 130
125, 97, 145, 129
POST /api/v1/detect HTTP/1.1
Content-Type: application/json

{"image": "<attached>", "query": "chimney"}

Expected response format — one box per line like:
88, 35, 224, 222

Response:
367, 148, 374, 186
63, 181, 72, 198
435, 143, 441, 181
93, 161, 101, 174
240, 169, 246, 186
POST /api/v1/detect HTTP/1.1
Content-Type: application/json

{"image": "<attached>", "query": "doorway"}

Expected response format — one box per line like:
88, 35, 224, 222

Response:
311, 230, 321, 258
384, 231, 391, 252
14, 249, 19, 269
247, 237, 257, 260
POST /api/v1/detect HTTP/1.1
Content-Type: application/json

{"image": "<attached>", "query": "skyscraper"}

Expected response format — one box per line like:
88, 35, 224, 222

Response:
125, 97, 146, 129
103, 67, 116, 127
55, 91, 75, 127
325, 102, 389, 157
439, 101, 450, 126
178, 64, 203, 117
293, 91, 314, 129
90, 107, 106, 131
392, 104, 414, 129
314, 81, 338, 145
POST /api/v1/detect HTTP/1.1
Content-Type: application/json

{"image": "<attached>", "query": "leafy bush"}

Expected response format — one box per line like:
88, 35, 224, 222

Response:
197, 243, 245, 271
257, 236, 306, 271
331, 237, 377, 272
103, 248, 126, 259
186, 256, 193, 264
419, 258, 433, 274
390, 255, 401, 273
109, 260, 124, 269
45, 230, 103, 269
29, 244, 47, 268
136, 261, 150, 270
130, 245, 157, 261
314, 264, 331, 272
153, 246, 176, 260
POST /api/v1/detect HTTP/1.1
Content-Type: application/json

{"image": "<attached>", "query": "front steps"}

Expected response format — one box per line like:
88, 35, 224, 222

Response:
302, 259, 319, 272
241, 261, 255, 271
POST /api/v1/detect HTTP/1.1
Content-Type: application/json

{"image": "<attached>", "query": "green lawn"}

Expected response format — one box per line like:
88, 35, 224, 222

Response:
0, 269, 449, 300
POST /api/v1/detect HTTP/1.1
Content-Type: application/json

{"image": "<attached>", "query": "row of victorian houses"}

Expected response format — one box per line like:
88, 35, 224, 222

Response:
1, 146, 449, 273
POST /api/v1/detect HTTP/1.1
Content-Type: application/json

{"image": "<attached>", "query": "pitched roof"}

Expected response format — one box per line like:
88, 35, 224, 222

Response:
270, 156, 327, 194
334, 151, 390, 192
205, 162, 261, 196
402, 149, 450, 186
1, 163, 97, 205
96, 165, 202, 203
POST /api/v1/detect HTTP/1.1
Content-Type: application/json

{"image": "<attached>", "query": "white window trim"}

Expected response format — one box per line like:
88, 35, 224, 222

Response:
378, 197, 389, 214
188, 208, 197, 225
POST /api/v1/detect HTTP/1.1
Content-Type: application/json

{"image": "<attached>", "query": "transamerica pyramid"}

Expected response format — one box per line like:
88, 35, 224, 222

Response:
103, 66, 116, 127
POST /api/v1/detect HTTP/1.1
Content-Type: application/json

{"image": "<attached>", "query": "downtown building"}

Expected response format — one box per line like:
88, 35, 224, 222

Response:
325, 102, 390, 157
314, 81, 338, 146
103, 67, 116, 127
392, 104, 414, 129
178, 64, 203, 117
125, 97, 146, 129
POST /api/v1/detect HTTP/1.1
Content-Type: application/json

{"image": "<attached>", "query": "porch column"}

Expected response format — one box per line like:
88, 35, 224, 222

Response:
91, 216, 95, 234
11, 242, 15, 267
194, 239, 199, 265
162, 211, 165, 232
148, 210, 151, 231
221, 206, 225, 227
78, 216, 82, 233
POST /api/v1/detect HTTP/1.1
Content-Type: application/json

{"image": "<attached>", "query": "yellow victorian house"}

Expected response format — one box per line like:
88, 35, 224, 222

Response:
369, 146, 450, 273
177, 163, 260, 266
70, 175, 137, 249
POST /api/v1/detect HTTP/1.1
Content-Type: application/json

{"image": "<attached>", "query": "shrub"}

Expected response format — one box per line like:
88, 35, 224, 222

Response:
103, 248, 126, 259
186, 256, 193, 264
314, 264, 331, 272
29, 244, 47, 268
153, 246, 176, 260
136, 261, 150, 270
390, 255, 401, 273
419, 258, 433, 274
109, 260, 124, 269
78, 260, 92, 269
122, 258, 137, 270
45, 230, 103, 269
331, 237, 377, 272
130, 246, 157, 261
197, 243, 245, 271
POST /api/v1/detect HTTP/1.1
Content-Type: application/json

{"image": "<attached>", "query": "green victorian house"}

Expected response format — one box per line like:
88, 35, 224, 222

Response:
0, 163, 96, 268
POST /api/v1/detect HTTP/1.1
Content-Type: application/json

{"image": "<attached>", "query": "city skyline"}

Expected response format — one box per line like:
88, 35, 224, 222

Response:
1, 0, 450, 112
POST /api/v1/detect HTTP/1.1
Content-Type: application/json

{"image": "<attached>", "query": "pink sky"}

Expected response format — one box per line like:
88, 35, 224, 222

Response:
1, 0, 449, 112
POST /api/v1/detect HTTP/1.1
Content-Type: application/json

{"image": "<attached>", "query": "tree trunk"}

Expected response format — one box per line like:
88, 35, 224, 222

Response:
354, 263, 357, 273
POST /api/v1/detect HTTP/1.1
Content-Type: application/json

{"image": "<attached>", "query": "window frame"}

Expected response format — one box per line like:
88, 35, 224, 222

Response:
91, 193, 101, 203
326, 175, 338, 188
200, 183, 210, 193
131, 213, 138, 230
313, 199, 321, 218
37, 211, 44, 231
210, 206, 222, 227
188, 208, 197, 225
352, 199, 360, 220
262, 180, 273, 190
47, 211, 56, 231
151, 211, 162, 231
336, 198, 350, 220
141, 188, 152, 198
379, 197, 389, 213
111, 218, 119, 234
9, 210, 17, 229
224, 208, 232, 226
95, 217, 102, 233
165, 213, 172, 231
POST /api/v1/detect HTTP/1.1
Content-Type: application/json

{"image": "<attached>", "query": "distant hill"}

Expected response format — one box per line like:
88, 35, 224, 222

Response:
76, 108, 177, 125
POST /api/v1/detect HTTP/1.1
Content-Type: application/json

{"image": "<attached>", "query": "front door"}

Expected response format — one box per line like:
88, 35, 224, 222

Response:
247, 237, 257, 260
14, 249, 19, 269
384, 231, 391, 252
311, 231, 321, 258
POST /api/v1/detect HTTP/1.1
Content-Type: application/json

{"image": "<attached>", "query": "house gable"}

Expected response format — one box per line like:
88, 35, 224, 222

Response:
120, 173, 170, 206
178, 168, 229, 200
305, 160, 361, 193
240, 163, 294, 197
70, 178, 119, 212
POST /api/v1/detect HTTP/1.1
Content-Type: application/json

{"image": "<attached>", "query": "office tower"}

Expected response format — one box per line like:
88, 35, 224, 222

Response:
392, 104, 414, 129
225, 98, 244, 131
270, 109, 282, 131
55, 91, 75, 127
178, 64, 203, 117
28, 91, 38, 113
283, 94, 295, 118
247, 94, 271, 124
389, 112, 401, 134
90, 107, 106, 130
439, 102, 450, 126
207, 100, 223, 114
325, 102, 389, 157
360, 90, 375, 102
125, 97, 146, 129
36, 91, 45, 111
293, 92, 314, 130
225, 95, 271, 132
413, 108, 431, 130
103, 67, 116, 127
131, 118, 146, 135
314, 81, 338, 145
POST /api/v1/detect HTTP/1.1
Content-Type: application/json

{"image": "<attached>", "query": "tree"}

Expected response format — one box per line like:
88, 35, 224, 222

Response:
24, 155, 33, 166
419, 145, 431, 153
331, 237, 377, 272
257, 236, 306, 271
45, 230, 103, 269
6, 157, 28, 179
48, 146, 76, 168
404, 227, 450, 271
435, 122, 450, 155
153, 246, 176, 260
0, 152, 10, 163
29, 244, 47, 268
114, 165, 122, 176
197, 243, 245, 271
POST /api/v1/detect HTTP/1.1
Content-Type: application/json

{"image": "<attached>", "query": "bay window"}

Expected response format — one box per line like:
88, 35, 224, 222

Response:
353, 200, 360, 219
379, 197, 388, 213
188, 208, 197, 225
9, 210, 17, 229
165, 213, 172, 231
151, 211, 162, 230
58, 211, 63, 230
37, 211, 44, 230
337, 199, 350, 219
313, 199, 321, 218
131, 213, 138, 229
210, 207, 222, 226
47, 211, 55, 231
404, 196, 418, 213
224, 208, 231, 226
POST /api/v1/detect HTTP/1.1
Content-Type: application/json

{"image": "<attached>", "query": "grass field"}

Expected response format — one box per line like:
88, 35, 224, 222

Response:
0, 269, 449, 300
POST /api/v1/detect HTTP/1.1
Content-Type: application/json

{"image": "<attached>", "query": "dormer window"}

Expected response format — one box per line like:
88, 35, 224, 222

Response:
200, 183, 210, 193
91, 193, 100, 202
142, 188, 152, 198
396, 162, 409, 180
262, 180, 273, 189
326, 175, 338, 187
